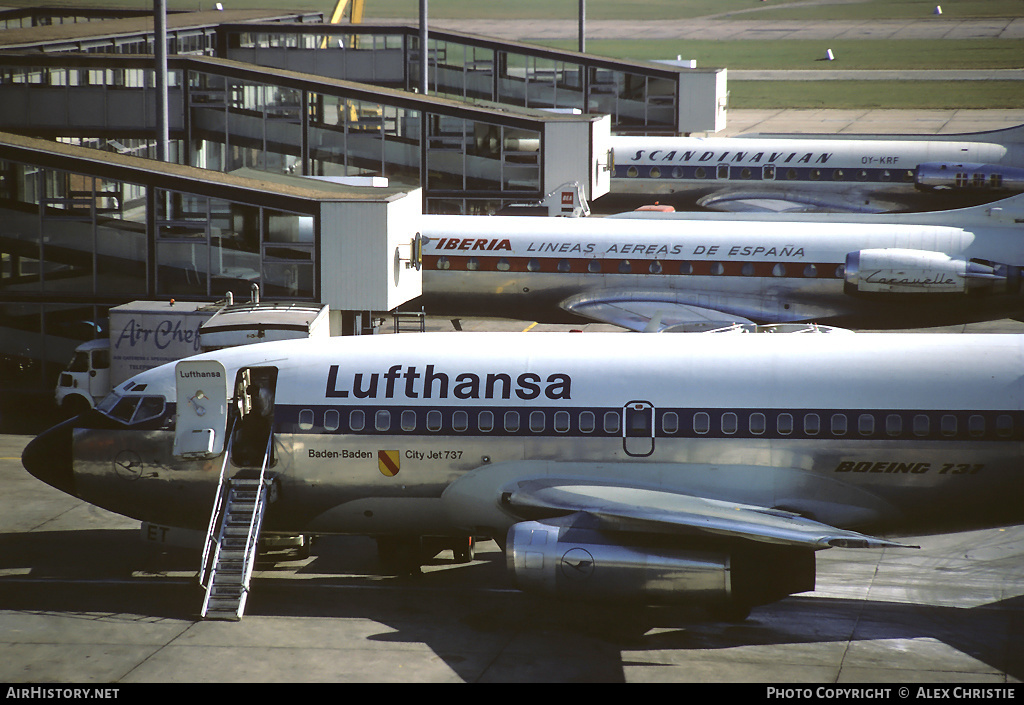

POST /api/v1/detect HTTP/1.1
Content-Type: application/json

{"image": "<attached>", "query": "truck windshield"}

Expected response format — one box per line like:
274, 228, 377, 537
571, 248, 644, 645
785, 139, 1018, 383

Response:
67, 351, 90, 373
97, 392, 166, 425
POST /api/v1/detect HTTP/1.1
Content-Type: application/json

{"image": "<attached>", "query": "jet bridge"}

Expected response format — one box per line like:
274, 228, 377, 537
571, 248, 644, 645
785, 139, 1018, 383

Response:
0, 131, 423, 346
217, 22, 726, 136
0, 52, 610, 215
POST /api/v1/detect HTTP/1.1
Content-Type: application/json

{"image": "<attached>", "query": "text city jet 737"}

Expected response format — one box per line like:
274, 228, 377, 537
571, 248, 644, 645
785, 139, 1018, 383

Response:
413, 193, 1024, 332
608, 122, 1024, 213
22, 332, 1024, 619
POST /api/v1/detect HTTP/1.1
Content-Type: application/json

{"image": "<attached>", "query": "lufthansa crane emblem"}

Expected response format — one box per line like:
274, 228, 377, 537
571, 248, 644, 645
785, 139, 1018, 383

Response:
560, 548, 595, 581
113, 449, 144, 481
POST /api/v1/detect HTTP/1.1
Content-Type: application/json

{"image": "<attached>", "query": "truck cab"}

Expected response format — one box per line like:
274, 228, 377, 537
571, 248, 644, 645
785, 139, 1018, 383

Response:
54, 338, 110, 415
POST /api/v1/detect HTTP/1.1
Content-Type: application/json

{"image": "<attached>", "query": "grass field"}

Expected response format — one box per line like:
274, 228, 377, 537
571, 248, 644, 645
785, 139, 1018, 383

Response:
13, 0, 1024, 109
17, 0, 1024, 21
539, 39, 1023, 70
730, 80, 1024, 109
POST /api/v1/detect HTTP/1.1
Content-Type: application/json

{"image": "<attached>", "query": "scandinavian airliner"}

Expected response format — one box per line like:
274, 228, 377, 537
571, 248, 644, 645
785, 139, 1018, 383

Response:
608, 123, 1024, 213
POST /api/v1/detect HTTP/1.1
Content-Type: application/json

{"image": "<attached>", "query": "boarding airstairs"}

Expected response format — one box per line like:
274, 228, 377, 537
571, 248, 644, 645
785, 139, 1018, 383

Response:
199, 430, 274, 621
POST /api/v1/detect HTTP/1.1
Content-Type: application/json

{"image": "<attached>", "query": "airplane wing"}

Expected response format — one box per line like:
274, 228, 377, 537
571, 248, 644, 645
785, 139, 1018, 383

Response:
696, 190, 893, 214
501, 478, 914, 550
559, 290, 756, 332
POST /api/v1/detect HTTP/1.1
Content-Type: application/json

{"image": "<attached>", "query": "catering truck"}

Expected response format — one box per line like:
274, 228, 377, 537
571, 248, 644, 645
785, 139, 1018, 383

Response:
54, 298, 329, 415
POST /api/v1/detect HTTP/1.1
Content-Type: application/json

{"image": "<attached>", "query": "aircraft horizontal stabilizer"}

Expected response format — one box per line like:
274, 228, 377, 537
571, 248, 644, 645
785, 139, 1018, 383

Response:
501, 479, 916, 550
559, 291, 754, 332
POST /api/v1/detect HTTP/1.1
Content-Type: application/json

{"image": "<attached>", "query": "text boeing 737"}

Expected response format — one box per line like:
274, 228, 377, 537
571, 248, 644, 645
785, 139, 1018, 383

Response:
608, 123, 1024, 214
21, 332, 1024, 620
413, 194, 1024, 332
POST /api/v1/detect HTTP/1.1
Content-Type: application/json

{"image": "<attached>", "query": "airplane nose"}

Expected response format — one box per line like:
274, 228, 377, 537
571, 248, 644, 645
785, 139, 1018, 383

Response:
22, 417, 76, 496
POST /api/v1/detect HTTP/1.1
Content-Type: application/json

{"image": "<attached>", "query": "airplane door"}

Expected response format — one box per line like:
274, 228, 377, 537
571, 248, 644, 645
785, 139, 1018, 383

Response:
173, 359, 229, 459
230, 366, 278, 468
623, 400, 655, 457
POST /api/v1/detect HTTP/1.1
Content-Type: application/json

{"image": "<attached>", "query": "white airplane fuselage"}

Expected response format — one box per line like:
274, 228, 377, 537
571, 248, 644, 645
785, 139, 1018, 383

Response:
608, 133, 1024, 213
24, 333, 1024, 536
414, 212, 1024, 329
21, 333, 1024, 610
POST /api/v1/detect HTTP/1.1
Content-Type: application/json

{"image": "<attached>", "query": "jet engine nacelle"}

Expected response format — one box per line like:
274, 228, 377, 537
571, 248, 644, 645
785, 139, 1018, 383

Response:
915, 162, 1024, 192
506, 521, 814, 610
844, 249, 1021, 296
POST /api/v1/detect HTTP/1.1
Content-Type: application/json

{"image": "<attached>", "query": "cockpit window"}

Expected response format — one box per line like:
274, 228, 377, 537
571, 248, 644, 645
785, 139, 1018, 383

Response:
97, 392, 166, 425
109, 395, 141, 423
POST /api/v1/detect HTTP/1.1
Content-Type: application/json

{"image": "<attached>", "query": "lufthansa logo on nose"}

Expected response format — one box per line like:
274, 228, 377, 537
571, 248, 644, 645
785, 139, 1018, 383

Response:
113, 449, 143, 481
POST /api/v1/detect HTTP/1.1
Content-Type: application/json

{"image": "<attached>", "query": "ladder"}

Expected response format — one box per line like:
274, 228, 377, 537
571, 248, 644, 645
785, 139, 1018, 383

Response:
393, 308, 426, 333
199, 430, 273, 620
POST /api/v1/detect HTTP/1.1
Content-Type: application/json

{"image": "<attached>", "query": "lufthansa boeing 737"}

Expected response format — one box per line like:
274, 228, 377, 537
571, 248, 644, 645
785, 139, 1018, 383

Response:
413, 193, 1024, 332
21, 332, 1024, 620
608, 123, 1024, 213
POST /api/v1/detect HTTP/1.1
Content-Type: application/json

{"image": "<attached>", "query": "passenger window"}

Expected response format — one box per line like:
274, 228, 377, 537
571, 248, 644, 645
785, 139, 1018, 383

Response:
453, 410, 468, 432
375, 410, 391, 431
858, 414, 874, 436
299, 409, 314, 431
885, 414, 901, 437
324, 409, 340, 432
721, 412, 738, 435
618, 260, 631, 274
831, 414, 847, 436
749, 412, 766, 435
530, 411, 546, 433
350, 409, 365, 432
478, 410, 494, 432
913, 414, 929, 437
603, 411, 619, 433
969, 415, 985, 438
804, 413, 820, 435
554, 410, 570, 433
694, 412, 710, 434
777, 413, 793, 435
941, 415, 957, 437
504, 411, 520, 432
401, 410, 417, 432
426, 410, 442, 432
997, 414, 1013, 438
662, 411, 679, 434
579, 411, 596, 433
587, 260, 601, 273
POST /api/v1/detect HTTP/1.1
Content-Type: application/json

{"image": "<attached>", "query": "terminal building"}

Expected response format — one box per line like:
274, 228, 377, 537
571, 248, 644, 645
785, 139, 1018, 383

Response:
0, 7, 727, 419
